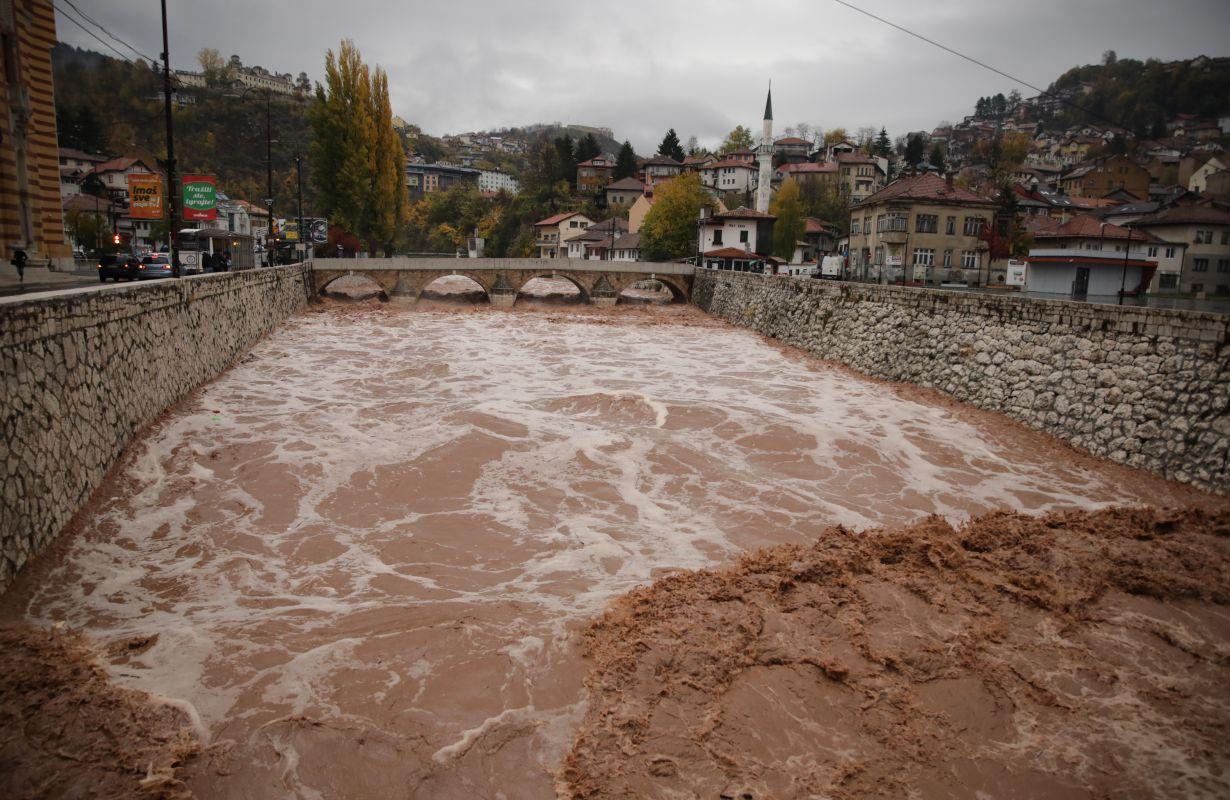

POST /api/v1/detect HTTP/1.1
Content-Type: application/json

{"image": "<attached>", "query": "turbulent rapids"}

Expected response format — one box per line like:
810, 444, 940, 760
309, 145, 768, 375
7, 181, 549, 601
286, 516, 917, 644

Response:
1, 283, 1226, 799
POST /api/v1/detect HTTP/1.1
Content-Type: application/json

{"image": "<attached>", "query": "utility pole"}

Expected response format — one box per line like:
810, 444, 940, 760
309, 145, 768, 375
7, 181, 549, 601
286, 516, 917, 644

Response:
159, 0, 180, 277
264, 90, 274, 267
294, 152, 304, 262
1118, 225, 1132, 306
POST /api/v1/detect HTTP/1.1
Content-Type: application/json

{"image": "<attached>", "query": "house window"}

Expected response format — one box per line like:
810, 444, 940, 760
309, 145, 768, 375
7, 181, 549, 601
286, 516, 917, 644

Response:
851, 216, 860, 233
1223, 230, 1230, 245
943, 249, 952, 266
912, 248, 934, 266
1147, 246, 1158, 258
874, 245, 884, 264
713, 230, 723, 245
1158, 274, 1178, 289
739, 230, 749, 243
1165, 247, 1176, 258
1193, 258, 1208, 272
961, 251, 979, 269
963, 216, 984, 236
946, 216, 956, 235
1218, 259, 1230, 273
916, 214, 937, 233
863, 219, 870, 235
1195, 230, 1212, 244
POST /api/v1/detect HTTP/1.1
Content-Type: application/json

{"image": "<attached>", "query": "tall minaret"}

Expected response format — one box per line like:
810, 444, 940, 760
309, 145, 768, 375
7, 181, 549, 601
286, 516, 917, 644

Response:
755, 84, 773, 213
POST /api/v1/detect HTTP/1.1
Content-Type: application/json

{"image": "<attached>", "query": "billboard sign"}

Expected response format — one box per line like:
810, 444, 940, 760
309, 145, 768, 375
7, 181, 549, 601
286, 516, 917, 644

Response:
276, 219, 300, 242
182, 174, 217, 221
127, 173, 163, 219
305, 218, 328, 244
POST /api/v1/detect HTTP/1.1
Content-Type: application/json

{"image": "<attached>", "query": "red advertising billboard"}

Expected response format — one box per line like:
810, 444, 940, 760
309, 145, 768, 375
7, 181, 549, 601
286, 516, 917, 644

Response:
182, 174, 218, 221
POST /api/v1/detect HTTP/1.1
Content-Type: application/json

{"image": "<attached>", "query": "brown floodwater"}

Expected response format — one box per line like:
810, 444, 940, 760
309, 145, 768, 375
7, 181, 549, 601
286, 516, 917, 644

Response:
1, 285, 1217, 798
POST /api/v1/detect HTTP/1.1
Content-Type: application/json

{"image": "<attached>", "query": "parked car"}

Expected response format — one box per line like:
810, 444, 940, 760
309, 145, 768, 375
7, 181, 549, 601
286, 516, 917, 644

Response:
137, 253, 174, 279
97, 253, 140, 282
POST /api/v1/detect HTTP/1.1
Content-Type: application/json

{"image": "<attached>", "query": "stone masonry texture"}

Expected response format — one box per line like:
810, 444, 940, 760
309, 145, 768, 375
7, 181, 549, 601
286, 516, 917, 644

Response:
0, 265, 312, 591
692, 271, 1229, 494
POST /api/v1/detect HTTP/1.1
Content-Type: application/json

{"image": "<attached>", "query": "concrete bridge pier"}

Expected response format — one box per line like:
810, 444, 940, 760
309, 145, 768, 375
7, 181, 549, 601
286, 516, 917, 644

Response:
388, 275, 420, 305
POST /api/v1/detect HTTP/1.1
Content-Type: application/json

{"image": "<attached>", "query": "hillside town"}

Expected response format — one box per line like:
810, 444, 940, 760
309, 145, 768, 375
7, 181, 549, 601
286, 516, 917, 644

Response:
46, 45, 1230, 305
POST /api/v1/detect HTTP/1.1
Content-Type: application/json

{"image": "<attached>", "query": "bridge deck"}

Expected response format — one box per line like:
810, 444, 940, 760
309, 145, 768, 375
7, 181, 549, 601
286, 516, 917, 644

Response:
309, 257, 696, 275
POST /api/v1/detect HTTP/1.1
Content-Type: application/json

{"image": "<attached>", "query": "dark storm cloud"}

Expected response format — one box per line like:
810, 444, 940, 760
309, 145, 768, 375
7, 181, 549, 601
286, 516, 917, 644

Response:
58, 0, 1230, 152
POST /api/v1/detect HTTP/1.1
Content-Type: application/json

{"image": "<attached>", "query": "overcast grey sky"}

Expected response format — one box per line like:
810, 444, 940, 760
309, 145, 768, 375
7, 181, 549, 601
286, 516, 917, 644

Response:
57, 0, 1229, 152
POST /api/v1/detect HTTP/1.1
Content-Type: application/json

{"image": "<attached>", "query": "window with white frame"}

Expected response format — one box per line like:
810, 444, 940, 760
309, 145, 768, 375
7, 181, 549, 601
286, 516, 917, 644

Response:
943, 249, 952, 266
1193, 258, 1208, 272
915, 214, 938, 233
1165, 246, 1176, 258
946, 216, 956, 235
912, 248, 934, 266
963, 216, 984, 236
961, 250, 979, 268
1147, 246, 1158, 257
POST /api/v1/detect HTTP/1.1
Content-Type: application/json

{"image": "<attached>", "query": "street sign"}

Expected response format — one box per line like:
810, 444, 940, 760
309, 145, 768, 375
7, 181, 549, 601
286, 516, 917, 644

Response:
127, 173, 163, 219
182, 175, 217, 221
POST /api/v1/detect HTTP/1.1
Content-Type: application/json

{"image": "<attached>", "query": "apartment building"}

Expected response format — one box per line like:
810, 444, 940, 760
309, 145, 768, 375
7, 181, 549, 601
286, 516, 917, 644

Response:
533, 211, 593, 258
847, 173, 997, 284
1133, 205, 1230, 295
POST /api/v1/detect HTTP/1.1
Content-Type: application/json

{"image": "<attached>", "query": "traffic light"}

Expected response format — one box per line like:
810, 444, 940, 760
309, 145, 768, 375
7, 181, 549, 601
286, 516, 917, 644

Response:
112, 233, 121, 245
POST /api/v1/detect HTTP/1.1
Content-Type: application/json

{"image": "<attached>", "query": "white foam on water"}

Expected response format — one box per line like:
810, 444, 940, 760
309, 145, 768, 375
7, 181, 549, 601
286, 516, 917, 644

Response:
19, 307, 1190, 795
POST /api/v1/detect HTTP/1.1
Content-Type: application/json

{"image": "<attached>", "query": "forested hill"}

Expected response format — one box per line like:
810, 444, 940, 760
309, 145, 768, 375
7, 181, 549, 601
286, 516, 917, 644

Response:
1044, 54, 1230, 133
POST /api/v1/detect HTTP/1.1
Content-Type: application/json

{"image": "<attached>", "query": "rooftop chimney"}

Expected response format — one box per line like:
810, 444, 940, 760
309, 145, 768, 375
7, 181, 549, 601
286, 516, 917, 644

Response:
945, 172, 954, 190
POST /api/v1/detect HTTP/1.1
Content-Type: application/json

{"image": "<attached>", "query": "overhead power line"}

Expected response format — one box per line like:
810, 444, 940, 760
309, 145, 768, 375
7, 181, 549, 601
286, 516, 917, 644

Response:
828, 0, 1162, 141
54, 5, 134, 63
58, 0, 159, 63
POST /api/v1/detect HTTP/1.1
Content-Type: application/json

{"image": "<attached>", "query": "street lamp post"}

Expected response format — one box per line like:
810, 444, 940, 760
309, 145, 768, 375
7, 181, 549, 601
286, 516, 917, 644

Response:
159, 0, 180, 277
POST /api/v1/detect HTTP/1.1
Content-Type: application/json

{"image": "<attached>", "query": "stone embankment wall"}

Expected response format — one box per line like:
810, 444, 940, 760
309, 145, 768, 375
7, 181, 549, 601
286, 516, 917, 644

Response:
693, 271, 1229, 493
0, 265, 312, 590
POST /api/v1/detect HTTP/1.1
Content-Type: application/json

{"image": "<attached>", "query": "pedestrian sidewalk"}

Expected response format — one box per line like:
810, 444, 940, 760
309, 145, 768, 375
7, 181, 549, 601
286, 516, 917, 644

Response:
0, 263, 98, 297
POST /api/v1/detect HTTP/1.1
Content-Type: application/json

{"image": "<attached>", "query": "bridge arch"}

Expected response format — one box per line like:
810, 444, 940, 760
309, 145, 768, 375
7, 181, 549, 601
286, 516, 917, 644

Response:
317, 272, 392, 302
419, 273, 490, 304
516, 272, 590, 303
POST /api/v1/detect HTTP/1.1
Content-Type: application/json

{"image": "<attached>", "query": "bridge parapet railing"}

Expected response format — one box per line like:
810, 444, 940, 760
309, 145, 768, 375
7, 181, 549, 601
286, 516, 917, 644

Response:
307, 256, 696, 276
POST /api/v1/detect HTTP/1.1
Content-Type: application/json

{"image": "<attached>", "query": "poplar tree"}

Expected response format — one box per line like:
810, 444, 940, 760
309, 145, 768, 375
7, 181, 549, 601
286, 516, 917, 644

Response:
640, 172, 715, 260
309, 40, 406, 254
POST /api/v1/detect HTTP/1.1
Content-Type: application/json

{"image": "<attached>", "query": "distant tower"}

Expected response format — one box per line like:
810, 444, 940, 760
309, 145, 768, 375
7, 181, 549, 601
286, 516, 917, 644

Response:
755, 85, 774, 213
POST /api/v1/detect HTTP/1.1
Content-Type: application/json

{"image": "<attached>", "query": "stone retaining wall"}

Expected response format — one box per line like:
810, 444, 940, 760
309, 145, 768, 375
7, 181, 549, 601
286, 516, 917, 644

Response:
693, 271, 1229, 493
0, 265, 312, 590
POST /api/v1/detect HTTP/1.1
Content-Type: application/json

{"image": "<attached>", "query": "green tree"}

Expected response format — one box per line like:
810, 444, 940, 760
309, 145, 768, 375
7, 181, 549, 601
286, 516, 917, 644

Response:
657, 128, 685, 162
770, 178, 805, 261
554, 135, 576, 186
64, 209, 108, 255
309, 39, 402, 252
720, 125, 754, 154
369, 67, 406, 253
640, 172, 715, 261
614, 141, 638, 180
904, 133, 925, 167
575, 133, 600, 163
929, 142, 947, 173
872, 127, 892, 158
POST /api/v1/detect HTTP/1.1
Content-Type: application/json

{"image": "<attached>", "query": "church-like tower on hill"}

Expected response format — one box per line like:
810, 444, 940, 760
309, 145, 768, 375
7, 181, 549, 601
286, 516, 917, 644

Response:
755, 85, 774, 214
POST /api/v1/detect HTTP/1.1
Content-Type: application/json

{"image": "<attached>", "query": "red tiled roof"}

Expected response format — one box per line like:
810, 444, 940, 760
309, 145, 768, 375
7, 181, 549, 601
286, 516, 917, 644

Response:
703, 247, 760, 259
89, 156, 155, 175
577, 157, 613, 168
1033, 214, 1161, 242
835, 152, 876, 165
605, 177, 645, 191
856, 173, 994, 207
804, 217, 837, 234
774, 137, 810, 145
534, 211, 585, 227
642, 155, 683, 167
1133, 205, 1230, 227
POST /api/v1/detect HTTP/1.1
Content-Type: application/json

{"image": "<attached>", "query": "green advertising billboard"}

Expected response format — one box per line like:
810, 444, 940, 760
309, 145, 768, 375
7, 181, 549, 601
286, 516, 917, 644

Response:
182, 174, 217, 221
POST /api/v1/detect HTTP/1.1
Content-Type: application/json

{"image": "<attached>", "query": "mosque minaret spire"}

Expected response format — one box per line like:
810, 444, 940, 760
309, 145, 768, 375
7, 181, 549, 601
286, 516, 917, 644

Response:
755, 83, 773, 214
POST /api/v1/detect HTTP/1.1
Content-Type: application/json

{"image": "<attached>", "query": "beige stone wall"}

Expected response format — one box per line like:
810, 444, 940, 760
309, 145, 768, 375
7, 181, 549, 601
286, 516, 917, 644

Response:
0, 265, 312, 590
692, 270, 1229, 493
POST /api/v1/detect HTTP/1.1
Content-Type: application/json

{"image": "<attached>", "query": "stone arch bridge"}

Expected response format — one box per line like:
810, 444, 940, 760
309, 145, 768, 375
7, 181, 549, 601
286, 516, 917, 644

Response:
309, 257, 695, 307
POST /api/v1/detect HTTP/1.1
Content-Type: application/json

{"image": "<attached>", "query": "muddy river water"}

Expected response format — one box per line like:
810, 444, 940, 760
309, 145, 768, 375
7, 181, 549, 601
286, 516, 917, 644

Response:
5, 289, 1214, 797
